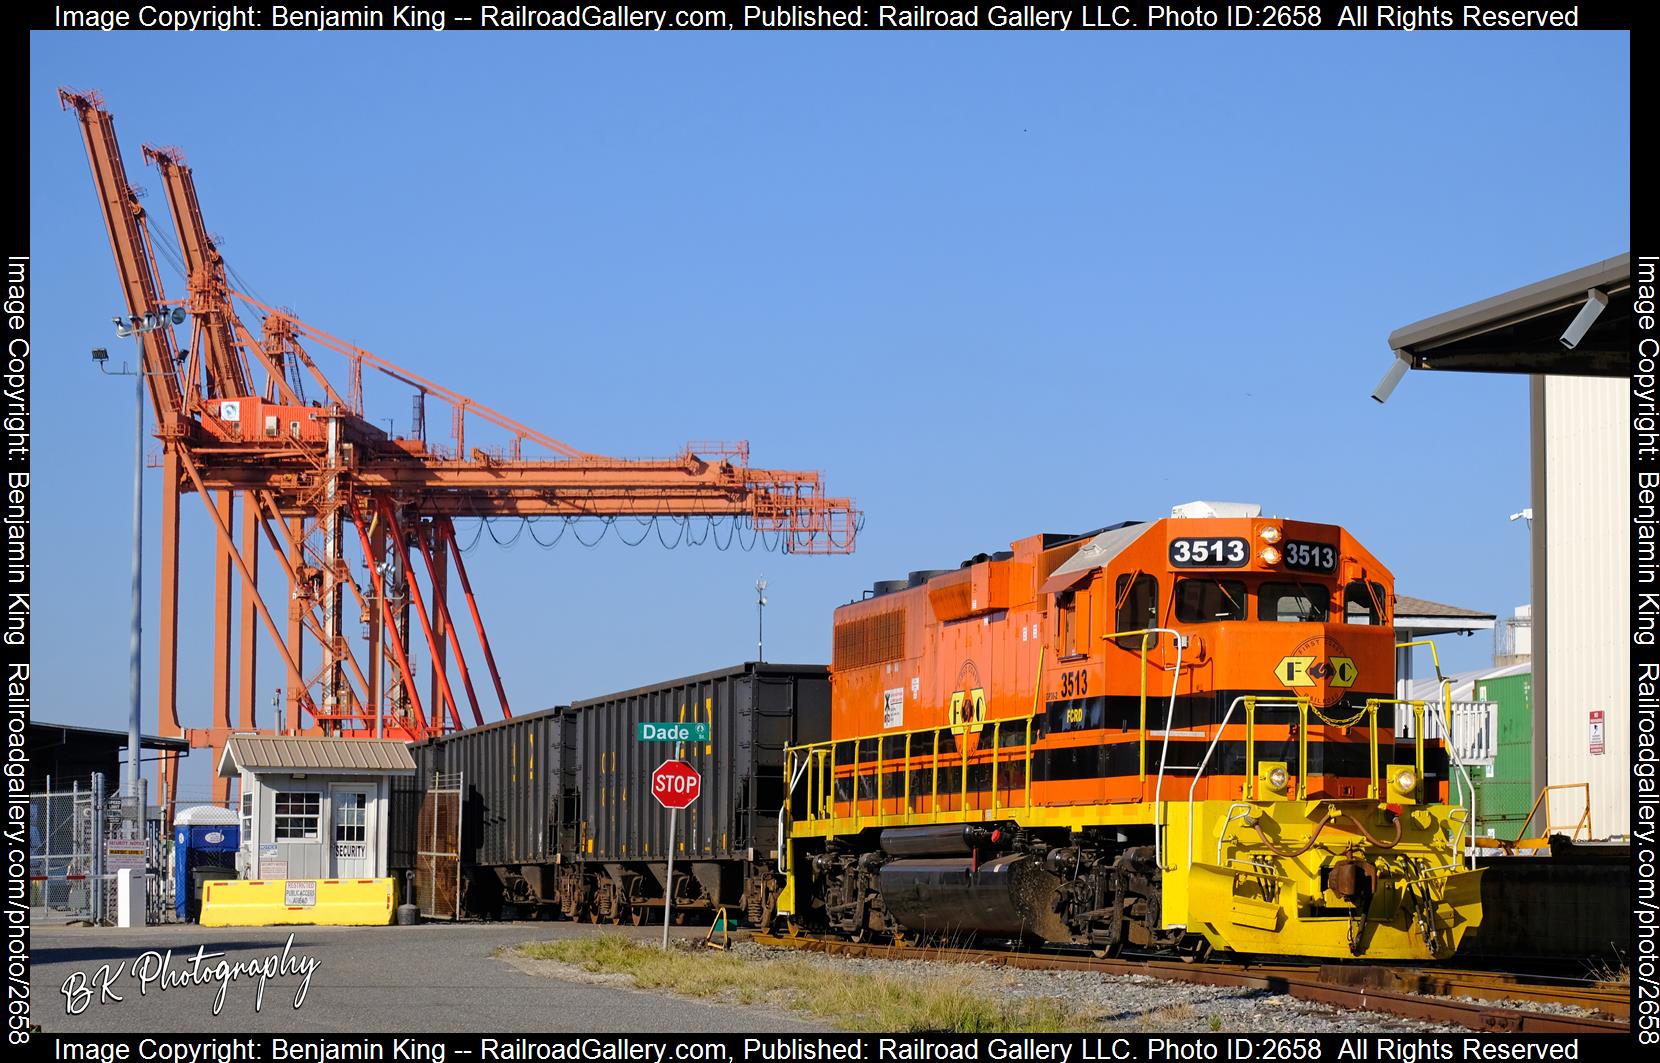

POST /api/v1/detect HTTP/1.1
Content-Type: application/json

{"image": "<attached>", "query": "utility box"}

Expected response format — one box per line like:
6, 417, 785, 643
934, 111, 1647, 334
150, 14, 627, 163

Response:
173, 805, 240, 921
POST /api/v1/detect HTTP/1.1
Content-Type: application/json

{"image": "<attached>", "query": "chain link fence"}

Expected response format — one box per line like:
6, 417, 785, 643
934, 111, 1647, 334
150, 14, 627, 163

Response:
29, 775, 179, 925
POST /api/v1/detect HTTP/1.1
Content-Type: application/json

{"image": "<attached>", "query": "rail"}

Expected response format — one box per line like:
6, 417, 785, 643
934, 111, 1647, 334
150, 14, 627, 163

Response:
753, 933, 1630, 1034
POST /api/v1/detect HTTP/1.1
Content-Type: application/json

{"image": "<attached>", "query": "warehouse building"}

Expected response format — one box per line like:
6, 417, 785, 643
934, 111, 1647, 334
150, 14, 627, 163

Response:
1374, 254, 1631, 838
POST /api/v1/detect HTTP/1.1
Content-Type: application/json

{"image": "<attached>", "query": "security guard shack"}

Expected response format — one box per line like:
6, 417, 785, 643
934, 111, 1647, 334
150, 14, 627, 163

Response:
218, 735, 416, 881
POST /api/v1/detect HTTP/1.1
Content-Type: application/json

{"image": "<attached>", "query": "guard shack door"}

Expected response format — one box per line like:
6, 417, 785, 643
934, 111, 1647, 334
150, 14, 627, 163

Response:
415, 774, 462, 920
329, 784, 374, 879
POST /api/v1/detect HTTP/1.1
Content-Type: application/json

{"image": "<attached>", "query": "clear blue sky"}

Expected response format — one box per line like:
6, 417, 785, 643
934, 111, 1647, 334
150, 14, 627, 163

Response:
29, 31, 1629, 799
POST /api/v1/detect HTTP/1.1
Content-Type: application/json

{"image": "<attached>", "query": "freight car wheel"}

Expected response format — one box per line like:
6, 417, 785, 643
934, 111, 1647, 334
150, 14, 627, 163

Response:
629, 906, 646, 927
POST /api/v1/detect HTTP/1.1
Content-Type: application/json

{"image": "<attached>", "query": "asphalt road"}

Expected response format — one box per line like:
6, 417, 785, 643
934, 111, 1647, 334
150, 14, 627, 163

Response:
31, 922, 827, 1035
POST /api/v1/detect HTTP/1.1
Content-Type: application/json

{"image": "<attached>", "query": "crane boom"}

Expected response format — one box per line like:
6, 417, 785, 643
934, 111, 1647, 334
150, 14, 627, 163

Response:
63, 90, 859, 810
59, 90, 184, 422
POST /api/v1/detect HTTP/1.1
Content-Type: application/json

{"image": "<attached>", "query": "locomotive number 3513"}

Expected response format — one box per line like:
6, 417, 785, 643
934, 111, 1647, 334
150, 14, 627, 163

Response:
1168, 537, 1248, 567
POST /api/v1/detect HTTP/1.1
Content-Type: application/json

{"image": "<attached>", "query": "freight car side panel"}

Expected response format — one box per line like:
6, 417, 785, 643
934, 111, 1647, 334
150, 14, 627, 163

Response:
574, 663, 829, 865
392, 707, 575, 872
438, 709, 576, 868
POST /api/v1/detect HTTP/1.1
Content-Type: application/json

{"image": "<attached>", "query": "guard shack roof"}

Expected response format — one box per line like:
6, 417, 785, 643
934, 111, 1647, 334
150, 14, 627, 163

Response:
217, 734, 418, 778
1385, 253, 1631, 377
1394, 595, 1496, 638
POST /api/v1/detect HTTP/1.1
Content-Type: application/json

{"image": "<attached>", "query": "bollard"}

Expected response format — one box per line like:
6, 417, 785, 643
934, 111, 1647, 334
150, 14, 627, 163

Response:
116, 868, 146, 928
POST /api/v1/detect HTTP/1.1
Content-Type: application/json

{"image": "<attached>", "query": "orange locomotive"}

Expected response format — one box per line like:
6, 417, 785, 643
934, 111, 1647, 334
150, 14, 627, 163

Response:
779, 502, 1483, 960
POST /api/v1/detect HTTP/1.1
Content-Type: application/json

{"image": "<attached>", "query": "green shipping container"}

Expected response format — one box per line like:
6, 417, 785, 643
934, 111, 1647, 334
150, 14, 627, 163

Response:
1454, 672, 1533, 842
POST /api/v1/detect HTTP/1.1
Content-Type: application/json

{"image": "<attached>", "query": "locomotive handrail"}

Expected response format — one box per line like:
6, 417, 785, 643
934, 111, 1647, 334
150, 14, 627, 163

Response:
1395, 638, 1480, 854
786, 700, 1045, 830
1101, 627, 1186, 871
1188, 696, 1308, 868
778, 753, 811, 873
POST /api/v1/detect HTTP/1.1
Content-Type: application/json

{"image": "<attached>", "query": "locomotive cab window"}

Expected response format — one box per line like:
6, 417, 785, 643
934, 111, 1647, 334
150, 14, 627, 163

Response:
1258, 582, 1330, 623
1114, 573, 1159, 650
1344, 580, 1388, 625
1056, 590, 1087, 658
1175, 579, 1246, 623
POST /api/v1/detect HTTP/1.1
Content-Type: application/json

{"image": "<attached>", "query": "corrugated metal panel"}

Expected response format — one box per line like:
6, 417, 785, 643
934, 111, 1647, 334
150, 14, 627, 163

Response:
221, 735, 417, 775
396, 706, 575, 870
1470, 673, 1534, 840
573, 663, 829, 865
1543, 376, 1629, 838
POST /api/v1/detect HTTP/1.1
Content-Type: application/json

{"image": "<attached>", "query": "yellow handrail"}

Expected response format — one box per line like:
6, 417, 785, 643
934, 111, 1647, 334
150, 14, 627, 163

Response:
1517, 782, 1593, 842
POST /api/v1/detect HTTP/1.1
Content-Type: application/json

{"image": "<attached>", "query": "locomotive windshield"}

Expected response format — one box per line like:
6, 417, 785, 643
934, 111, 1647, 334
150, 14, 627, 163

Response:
1174, 579, 1246, 622
1257, 581, 1330, 622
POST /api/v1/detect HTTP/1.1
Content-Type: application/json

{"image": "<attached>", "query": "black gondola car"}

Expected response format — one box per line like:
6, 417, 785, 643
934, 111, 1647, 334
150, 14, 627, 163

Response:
393, 662, 829, 925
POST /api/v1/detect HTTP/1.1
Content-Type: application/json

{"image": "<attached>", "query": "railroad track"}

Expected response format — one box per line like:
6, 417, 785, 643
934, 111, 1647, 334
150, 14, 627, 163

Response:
750, 933, 1629, 1035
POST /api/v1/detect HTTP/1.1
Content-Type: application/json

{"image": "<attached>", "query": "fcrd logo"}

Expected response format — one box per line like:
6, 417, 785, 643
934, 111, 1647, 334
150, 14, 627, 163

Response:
1273, 636, 1357, 709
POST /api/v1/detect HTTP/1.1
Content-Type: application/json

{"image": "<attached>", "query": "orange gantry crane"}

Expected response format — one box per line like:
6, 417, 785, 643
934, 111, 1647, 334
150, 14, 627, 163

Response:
61, 90, 858, 806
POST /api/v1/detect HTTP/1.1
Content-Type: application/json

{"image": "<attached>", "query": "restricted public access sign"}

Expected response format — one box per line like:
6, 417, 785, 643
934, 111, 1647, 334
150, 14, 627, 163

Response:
651, 759, 701, 809
637, 721, 709, 742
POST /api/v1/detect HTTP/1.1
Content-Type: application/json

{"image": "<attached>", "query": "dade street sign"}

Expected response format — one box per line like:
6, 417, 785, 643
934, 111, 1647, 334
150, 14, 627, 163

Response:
651, 759, 701, 810
637, 721, 710, 743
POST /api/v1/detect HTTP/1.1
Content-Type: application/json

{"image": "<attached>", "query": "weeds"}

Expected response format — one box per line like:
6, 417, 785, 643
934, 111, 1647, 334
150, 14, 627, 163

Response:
517, 936, 1098, 1033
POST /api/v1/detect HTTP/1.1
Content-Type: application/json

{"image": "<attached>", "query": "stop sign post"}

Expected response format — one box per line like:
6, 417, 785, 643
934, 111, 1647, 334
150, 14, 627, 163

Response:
650, 752, 701, 947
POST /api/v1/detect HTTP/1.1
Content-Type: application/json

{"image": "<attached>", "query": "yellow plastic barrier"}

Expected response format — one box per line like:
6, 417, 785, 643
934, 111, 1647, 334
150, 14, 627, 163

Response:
200, 877, 396, 927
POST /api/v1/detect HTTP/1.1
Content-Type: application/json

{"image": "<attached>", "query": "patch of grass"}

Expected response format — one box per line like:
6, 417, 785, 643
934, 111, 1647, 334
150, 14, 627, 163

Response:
518, 937, 1096, 1032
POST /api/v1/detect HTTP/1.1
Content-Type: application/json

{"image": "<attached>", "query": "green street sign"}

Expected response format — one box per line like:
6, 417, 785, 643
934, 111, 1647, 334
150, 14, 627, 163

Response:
637, 721, 709, 743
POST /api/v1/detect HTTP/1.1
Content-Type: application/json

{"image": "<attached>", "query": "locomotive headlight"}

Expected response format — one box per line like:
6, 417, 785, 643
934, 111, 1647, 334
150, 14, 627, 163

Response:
1259, 546, 1281, 566
1259, 526, 1282, 545
1267, 767, 1289, 791
1393, 768, 1419, 795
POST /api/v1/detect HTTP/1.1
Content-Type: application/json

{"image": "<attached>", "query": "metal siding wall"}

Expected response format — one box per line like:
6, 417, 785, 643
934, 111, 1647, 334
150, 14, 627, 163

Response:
1544, 376, 1629, 837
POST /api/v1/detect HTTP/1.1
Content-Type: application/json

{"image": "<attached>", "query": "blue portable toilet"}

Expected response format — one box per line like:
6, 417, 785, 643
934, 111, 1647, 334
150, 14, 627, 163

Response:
174, 806, 240, 921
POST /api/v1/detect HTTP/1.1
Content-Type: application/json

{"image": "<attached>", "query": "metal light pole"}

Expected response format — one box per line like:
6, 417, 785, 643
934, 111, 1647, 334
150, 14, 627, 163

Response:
94, 343, 145, 803
94, 308, 180, 806
755, 577, 768, 663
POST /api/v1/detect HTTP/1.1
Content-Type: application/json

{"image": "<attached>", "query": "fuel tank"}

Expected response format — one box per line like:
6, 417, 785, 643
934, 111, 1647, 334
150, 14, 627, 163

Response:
878, 825, 997, 857
878, 854, 1067, 941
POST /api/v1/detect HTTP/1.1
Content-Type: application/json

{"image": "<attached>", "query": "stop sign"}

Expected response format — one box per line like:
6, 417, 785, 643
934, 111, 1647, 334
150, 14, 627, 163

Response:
651, 759, 701, 809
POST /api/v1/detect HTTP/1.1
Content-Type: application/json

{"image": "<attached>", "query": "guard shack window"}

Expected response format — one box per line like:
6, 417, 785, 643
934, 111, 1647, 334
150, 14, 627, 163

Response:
1114, 574, 1159, 650
1175, 579, 1246, 623
274, 792, 320, 840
